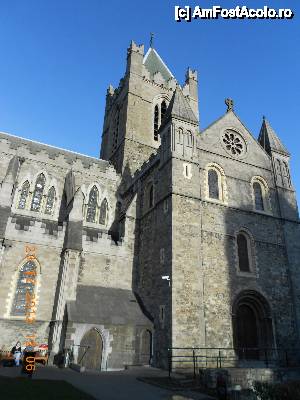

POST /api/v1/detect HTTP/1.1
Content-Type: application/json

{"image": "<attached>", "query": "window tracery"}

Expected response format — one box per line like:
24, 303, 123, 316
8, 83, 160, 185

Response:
221, 130, 246, 157
45, 187, 56, 215
31, 173, 46, 212
11, 260, 37, 317
86, 185, 99, 223
18, 181, 30, 210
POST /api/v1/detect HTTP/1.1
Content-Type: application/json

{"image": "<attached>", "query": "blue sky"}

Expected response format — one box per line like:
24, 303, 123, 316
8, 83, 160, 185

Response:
1, 1, 299, 197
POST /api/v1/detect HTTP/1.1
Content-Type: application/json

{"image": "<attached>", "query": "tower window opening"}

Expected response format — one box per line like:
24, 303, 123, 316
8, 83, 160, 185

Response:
154, 105, 159, 141
161, 101, 167, 124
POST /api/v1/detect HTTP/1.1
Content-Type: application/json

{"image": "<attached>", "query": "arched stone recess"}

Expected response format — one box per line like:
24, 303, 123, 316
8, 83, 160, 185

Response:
250, 175, 272, 214
204, 162, 228, 205
139, 328, 153, 365
233, 227, 258, 277
71, 323, 113, 371
4, 256, 42, 319
232, 289, 275, 361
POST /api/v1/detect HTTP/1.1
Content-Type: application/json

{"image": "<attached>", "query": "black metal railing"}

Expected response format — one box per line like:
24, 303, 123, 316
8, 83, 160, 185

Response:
167, 347, 300, 378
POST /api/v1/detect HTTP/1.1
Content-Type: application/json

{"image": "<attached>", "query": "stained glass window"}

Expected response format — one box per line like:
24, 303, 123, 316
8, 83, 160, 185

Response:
45, 187, 56, 215
237, 233, 250, 272
99, 198, 108, 225
253, 182, 264, 211
154, 105, 159, 141
208, 169, 219, 200
11, 260, 37, 316
31, 173, 46, 211
18, 181, 30, 210
86, 186, 98, 223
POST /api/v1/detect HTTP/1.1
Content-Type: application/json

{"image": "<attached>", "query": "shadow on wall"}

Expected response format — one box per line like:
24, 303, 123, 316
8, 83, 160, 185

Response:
215, 184, 300, 368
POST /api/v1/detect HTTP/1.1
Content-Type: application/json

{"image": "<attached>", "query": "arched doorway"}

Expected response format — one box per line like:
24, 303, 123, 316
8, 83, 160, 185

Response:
78, 329, 103, 370
139, 329, 152, 365
232, 290, 274, 360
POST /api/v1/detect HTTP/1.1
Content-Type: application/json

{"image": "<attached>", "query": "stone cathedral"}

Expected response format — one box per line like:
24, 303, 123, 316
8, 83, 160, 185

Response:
0, 40, 300, 371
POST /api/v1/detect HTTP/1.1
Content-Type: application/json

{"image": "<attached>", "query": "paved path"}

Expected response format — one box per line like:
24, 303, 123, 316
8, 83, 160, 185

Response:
0, 365, 215, 400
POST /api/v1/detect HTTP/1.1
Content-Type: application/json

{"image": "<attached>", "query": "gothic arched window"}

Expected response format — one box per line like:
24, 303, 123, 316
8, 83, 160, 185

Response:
187, 130, 193, 146
161, 101, 167, 124
11, 260, 37, 316
208, 169, 219, 200
18, 181, 30, 210
45, 187, 56, 215
154, 105, 159, 141
149, 185, 154, 208
86, 186, 99, 223
253, 182, 264, 211
282, 161, 291, 188
99, 198, 108, 225
178, 128, 183, 144
275, 159, 283, 186
31, 173, 46, 212
237, 233, 251, 272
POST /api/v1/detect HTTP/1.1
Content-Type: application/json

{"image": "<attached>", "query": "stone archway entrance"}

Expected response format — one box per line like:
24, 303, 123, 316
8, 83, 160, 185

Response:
139, 329, 152, 365
232, 290, 274, 360
78, 329, 103, 370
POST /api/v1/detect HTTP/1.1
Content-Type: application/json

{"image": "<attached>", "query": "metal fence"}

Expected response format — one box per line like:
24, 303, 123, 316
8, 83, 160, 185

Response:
167, 347, 300, 378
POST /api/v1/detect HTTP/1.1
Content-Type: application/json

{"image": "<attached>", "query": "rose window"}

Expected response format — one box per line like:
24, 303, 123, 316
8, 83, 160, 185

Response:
222, 130, 246, 157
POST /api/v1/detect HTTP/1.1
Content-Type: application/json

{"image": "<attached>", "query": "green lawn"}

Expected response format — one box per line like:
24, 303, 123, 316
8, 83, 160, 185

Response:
0, 376, 96, 400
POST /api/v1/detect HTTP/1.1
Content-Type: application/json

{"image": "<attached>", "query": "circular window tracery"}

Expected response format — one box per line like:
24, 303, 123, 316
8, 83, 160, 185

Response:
221, 130, 246, 157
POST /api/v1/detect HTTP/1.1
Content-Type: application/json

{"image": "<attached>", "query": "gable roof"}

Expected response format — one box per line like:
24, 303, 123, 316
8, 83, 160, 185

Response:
143, 48, 174, 81
258, 118, 290, 156
163, 86, 198, 125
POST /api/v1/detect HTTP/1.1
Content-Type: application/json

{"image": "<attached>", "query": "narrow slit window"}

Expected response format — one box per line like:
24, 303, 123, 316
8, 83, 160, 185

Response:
154, 105, 159, 141
237, 233, 250, 272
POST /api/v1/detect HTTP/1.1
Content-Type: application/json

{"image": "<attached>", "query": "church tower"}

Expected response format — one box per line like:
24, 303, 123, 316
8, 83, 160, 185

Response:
100, 40, 199, 177
258, 117, 298, 220
258, 118, 300, 344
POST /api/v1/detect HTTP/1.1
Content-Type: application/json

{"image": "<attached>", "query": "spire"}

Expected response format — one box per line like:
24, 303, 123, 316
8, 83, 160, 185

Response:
258, 117, 289, 156
163, 85, 198, 126
143, 47, 174, 81
150, 32, 154, 48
